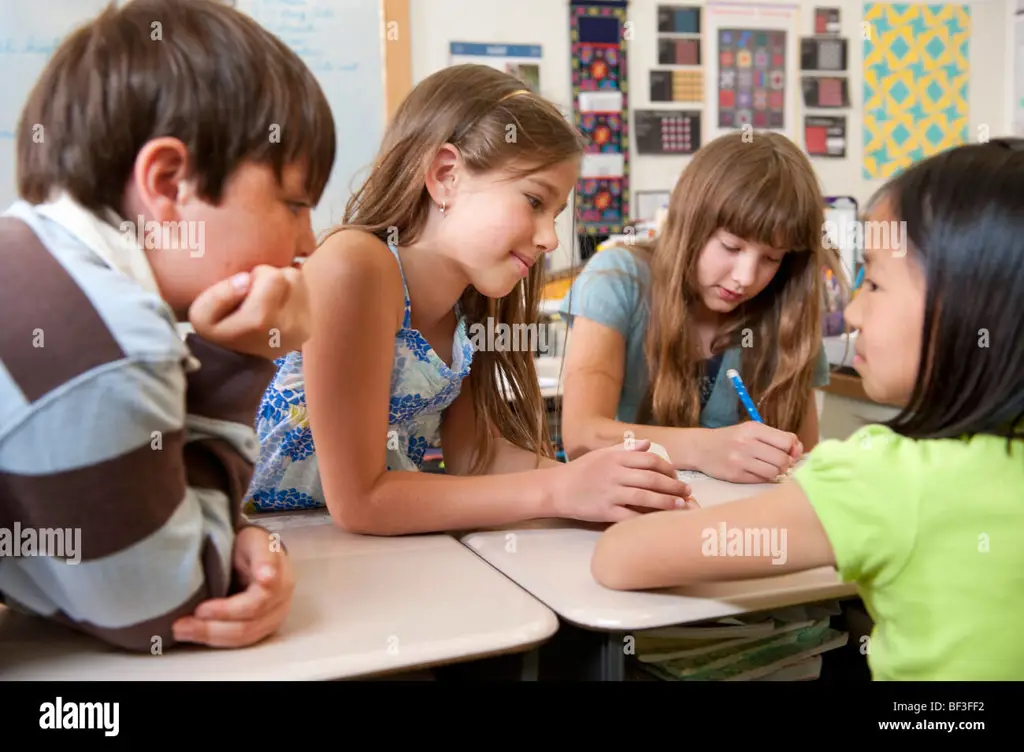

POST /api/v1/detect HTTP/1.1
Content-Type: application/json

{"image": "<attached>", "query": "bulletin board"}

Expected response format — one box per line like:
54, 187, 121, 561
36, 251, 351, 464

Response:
448, 42, 543, 94
704, 1, 801, 142
570, 0, 631, 236
862, 2, 971, 180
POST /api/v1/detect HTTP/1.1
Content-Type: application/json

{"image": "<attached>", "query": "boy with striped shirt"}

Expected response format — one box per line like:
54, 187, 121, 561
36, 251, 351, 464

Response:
0, 0, 336, 651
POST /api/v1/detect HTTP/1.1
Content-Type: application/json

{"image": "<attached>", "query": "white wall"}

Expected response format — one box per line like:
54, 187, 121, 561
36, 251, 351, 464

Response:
410, 0, 1011, 271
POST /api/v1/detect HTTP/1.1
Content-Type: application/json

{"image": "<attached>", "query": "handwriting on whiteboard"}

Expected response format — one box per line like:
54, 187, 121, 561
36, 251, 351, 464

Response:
0, 36, 61, 55
255, 0, 359, 75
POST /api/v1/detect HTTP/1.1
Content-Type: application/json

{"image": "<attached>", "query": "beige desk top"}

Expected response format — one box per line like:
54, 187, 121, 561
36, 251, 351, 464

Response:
0, 510, 558, 680
460, 471, 857, 632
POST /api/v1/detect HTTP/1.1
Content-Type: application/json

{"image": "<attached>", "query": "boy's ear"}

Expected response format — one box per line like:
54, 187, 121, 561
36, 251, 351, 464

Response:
424, 143, 461, 208
131, 137, 193, 221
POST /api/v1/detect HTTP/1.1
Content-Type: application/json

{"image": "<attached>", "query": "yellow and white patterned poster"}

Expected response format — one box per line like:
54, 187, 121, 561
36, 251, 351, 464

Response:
862, 3, 970, 180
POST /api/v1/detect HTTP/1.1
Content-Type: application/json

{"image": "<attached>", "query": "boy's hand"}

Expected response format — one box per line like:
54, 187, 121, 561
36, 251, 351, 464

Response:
172, 526, 295, 648
188, 264, 312, 359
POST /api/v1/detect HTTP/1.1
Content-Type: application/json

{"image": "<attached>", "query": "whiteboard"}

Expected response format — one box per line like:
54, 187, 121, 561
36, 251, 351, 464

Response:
0, 0, 386, 236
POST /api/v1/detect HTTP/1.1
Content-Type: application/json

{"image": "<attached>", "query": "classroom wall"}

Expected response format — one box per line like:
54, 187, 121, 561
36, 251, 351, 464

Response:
409, 0, 1011, 271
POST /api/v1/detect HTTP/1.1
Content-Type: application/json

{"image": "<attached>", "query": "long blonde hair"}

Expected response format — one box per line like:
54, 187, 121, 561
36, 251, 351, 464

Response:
326, 64, 586, 473
632, 131, 845, 431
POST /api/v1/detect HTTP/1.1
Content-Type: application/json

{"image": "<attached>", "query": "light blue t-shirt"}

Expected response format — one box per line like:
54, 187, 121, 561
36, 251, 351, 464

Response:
558, 245, 831, 427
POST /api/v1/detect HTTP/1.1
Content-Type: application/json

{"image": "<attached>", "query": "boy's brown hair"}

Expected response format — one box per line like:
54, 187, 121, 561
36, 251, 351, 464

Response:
16, 0, 336, 217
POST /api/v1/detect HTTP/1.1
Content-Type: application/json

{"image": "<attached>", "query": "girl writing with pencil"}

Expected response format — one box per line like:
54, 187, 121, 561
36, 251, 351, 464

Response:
243, 65, 693, 532
592, 140, 1024, 680
559, 131, 845, 483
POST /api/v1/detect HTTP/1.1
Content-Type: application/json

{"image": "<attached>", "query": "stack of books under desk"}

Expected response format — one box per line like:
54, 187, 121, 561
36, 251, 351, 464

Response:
627, 605, 849, 682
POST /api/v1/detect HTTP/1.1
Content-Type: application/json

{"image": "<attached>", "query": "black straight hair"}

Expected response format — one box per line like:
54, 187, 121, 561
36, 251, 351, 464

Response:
873, 139, 1024, 446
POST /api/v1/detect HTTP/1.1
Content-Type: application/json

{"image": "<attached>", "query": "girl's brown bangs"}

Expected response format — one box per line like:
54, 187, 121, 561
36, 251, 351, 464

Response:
713, 173, 818, 253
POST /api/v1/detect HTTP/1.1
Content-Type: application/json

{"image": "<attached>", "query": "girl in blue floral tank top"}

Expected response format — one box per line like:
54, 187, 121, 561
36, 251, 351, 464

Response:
246, 244, 474, 512
243, 65, 693, 530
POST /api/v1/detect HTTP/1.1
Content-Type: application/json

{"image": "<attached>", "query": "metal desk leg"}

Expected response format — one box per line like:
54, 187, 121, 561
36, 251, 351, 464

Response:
520, 647, 540, 681
600, 632, 625, 681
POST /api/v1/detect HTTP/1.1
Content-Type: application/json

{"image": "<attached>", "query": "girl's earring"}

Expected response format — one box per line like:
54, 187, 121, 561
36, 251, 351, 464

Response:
439, 200, 447, 217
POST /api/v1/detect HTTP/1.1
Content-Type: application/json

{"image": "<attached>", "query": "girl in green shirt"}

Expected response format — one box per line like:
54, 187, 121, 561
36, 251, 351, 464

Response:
592, 140, 1024, 681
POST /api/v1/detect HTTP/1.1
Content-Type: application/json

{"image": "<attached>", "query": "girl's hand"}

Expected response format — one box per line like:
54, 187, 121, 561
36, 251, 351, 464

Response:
549, 440, 696, 523
699, 422, 801, 483
172, 526, 295, 648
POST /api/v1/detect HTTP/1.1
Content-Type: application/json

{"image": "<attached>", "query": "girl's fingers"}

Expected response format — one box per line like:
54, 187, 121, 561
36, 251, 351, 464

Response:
617, 468, 692, 500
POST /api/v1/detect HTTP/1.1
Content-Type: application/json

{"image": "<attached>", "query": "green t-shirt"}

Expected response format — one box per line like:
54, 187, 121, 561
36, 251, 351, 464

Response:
558, 246, 830, 427
795, 424, 1024, 680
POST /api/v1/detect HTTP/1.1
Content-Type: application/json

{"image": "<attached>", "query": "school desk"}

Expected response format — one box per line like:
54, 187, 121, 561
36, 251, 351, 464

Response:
459, 470, 858, 681
0, 509, 558, 681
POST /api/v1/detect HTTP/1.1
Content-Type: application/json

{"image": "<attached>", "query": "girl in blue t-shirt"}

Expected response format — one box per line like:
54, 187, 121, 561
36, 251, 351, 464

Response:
243, 65, 693, 533
591, 140, 1024, 680
560, 131, 843, 484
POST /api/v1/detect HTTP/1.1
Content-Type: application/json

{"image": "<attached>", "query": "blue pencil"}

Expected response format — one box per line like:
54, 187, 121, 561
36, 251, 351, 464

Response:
726, 369, 764, 423
853, 266, 865, 291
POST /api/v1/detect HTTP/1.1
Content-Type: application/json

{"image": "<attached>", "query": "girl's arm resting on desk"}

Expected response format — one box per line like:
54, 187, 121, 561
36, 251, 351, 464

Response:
301, 233, 689, 536
560, 316, 711, 467
591, 480, 836, 590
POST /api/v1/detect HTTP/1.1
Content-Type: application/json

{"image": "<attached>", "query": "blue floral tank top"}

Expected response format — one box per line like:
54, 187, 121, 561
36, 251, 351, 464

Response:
244, 244, 475, 512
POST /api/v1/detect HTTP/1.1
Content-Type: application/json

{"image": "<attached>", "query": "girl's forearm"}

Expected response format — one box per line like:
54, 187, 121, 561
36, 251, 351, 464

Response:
487, 438, 562, 472
330, 469, 559, 536
574, 416, 711, 472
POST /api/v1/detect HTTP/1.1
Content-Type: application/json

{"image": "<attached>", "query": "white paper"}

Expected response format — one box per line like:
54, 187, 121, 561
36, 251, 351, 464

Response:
581, 153, 624, 178
578, 90, 623, 112
636, 191, 671, 220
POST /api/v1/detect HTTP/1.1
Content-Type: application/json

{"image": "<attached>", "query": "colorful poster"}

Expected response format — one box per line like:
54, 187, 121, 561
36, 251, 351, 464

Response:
805, 115, 847, 157
570, 1, 630, 236
862, 3, 971, 180
802, 75, 850, 107
650, 69, 704, 102
705, 2, 800, 141
814, 7, 841, 35
448, 42, 542, 94
717, 28, 787, 129
658, 4, 702, 33
634, 110, 701, 154
800, 37, 847, 71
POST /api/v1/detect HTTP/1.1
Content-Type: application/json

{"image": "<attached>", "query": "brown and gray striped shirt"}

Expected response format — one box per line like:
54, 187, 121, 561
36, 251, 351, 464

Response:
0, 198, 276, 652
